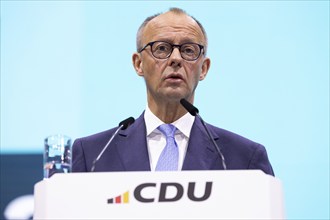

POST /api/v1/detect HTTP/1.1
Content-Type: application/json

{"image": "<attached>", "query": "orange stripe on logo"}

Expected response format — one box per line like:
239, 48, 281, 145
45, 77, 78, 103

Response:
115, 195, 121, 203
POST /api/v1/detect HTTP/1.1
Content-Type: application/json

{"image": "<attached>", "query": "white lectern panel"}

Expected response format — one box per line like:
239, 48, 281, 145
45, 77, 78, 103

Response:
34, 170, 285, 219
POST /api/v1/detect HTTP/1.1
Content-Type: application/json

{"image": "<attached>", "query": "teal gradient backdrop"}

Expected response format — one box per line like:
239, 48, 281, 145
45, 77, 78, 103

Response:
1, 1, 329, 219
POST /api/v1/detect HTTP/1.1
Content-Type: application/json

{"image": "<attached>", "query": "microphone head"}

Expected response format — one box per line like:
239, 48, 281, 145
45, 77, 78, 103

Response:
180, 99, 199, 116
119, 117, 135, 130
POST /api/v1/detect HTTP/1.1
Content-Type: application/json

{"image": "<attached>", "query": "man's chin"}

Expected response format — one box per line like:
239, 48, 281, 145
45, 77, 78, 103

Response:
162, 91, 191, 102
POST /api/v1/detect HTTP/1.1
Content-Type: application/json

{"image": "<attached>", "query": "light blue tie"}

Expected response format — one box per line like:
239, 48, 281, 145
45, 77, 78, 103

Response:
155, 124, 179, 171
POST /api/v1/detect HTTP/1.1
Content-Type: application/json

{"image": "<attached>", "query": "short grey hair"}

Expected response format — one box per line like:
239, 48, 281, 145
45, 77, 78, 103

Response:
136, 7, 208, 54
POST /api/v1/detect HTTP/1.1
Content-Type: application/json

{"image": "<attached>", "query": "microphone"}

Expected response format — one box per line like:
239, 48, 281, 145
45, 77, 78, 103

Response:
90, 117, 135, 172
180, 99, 227, 170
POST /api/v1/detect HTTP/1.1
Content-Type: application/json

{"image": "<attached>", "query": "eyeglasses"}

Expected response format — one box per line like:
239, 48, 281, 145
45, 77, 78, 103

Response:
138, 41, 204, 61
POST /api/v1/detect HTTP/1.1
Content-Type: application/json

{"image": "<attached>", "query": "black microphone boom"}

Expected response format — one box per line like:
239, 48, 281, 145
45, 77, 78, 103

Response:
119, 117, 135, 129
90, 117, 135, 172
180, 98, 199, 116
180, 99, 227, 170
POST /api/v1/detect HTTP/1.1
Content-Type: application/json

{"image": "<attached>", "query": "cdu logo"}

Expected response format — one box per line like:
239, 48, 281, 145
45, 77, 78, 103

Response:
107, 181, 212, 204
107, 191, 129, 204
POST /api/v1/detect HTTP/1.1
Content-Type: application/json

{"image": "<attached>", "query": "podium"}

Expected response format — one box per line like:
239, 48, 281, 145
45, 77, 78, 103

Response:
34, 170, 285, 219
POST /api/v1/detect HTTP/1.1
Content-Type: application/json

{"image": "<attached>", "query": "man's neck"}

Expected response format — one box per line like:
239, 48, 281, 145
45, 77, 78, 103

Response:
147, 100, 188, 123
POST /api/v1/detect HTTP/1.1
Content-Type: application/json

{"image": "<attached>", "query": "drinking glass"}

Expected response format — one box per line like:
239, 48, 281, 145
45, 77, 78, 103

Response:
44, 134, 71, 178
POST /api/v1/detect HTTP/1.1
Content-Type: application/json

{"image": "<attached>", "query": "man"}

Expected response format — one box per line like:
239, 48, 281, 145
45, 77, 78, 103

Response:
72, 8, 274, 175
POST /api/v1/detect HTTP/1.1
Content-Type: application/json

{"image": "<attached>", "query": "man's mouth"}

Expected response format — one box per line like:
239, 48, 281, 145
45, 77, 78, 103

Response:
165, 73, 184, 82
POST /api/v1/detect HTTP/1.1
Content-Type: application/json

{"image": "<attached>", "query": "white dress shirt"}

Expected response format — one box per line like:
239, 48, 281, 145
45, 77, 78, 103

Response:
144, 106, 195, 171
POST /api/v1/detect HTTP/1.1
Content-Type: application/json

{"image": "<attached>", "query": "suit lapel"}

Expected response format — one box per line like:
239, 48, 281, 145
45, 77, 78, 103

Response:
182, 117, 223, 170
115, 113, 151, 171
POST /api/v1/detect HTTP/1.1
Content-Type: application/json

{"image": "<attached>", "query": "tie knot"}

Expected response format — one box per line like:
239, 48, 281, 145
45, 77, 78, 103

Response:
158, 124, 176, 138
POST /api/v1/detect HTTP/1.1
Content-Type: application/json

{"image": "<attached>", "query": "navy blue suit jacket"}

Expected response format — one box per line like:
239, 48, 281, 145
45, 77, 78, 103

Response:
72, 113, 274, 176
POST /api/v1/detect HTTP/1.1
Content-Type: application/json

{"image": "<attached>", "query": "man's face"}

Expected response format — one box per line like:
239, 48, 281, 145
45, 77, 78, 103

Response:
133, 12, 210, 104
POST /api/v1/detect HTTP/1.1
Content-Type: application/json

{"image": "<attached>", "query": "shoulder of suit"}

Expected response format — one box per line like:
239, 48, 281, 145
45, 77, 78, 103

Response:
206, 122, 261, 146
76, 113, 145, 142
76, 127, 118, 143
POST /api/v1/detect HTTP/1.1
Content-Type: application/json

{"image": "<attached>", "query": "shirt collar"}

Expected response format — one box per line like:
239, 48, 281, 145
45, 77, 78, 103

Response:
144, 105, 195, 138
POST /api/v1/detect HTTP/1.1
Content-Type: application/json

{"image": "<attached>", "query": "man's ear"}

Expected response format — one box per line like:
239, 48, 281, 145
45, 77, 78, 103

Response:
132, 53, 144, 76
199, 57, 211, 81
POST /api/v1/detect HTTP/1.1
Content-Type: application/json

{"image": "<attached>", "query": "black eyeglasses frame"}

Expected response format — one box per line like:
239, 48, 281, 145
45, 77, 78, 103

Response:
138, 41, 205, 61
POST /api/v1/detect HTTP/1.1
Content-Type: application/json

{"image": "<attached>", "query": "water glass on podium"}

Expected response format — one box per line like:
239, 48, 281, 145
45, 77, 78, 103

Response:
44, 134, 72, 179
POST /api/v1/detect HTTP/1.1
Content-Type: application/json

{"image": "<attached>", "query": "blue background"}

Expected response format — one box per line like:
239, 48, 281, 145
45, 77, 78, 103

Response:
1, 1, 329, 219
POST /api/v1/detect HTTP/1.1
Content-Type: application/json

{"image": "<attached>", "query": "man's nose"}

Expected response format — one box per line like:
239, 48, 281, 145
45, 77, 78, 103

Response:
168, 47, 183, 67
